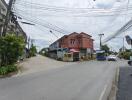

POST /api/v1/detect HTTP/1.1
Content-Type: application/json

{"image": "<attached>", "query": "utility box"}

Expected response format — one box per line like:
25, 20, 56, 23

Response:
130, 56, 132, 60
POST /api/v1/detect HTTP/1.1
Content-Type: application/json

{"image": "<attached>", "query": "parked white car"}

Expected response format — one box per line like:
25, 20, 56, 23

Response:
107, 55, 117, 61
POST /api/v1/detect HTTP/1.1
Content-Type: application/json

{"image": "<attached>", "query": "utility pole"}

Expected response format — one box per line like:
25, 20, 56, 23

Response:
27, 37, 30, 50
99, 34, 104, 50
27, 37, 30, 58
2, 0, 15, 36
123, 37, 125, 52
131, 40, 132, 52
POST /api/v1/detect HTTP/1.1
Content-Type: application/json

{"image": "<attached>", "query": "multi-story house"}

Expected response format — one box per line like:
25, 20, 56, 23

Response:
0, 0, 27, 41
49, 32, 94, 61
59, 32, 94, 50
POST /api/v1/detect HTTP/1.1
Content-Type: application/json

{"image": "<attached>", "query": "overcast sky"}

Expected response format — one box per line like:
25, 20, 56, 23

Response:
7, 0, 132, 51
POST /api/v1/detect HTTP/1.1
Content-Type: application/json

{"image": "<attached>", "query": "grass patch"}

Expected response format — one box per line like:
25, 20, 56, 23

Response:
0, 65, 18, 75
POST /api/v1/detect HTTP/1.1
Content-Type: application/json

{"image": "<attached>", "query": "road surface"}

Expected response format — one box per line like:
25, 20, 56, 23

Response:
0, 60, 126, 100
117, 65, 132, 100
18, 55, 76, 75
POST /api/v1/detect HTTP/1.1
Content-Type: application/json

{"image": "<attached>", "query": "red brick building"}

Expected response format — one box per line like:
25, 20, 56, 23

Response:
49, 32, 94, 60
59, 32, 94, 49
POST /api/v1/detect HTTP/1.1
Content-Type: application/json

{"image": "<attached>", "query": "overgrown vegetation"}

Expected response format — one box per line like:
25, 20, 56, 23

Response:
0, 34, 25, 75
101, 45, 110, 53
29, 44, 37, 57
0, 65, 17, 75
39, 48, 49, 57
119, 50, 132, 60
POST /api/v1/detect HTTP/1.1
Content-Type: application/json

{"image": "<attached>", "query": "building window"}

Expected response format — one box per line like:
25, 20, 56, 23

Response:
71, 39, 75, 44
73, 39, 75, 44
70, 39, 72, 44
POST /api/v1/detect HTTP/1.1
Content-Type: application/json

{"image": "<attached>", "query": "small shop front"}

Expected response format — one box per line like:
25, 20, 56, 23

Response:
63, 49, 80, 62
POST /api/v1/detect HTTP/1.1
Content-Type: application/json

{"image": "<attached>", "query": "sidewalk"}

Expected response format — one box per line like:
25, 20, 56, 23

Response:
17, 55, 76, 76
117, 66, 132, 100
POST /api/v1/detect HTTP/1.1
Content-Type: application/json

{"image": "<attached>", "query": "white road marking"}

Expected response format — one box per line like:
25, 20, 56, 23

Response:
99, 84, 108, 100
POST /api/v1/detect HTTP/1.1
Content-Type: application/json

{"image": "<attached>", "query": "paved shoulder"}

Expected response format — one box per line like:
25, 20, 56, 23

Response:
117, 66, 132, 100
18, 55, 76, 75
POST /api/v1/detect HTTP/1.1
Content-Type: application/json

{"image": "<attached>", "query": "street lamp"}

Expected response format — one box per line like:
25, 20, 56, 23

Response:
98, 34, 104, 50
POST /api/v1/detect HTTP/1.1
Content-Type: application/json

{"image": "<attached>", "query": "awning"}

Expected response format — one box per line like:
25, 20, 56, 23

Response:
69, 49, 80, 53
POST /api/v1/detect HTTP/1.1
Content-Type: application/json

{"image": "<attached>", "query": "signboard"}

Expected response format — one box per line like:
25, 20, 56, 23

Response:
125, 35, 132, 45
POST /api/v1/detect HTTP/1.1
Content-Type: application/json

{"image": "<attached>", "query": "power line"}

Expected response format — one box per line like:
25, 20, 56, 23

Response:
14, 0, 132, 14
13, 11, 69, 35
13, 0, 132, 44
14, 0, 131, 11
14, 1, 103, 10
14, 3, 132, 15
13, 11, 69, 34
36, 25, 59, 38
13, 6, 132, 17
13, 0, 132, 16
13, 7, 70, 34
103, 18, 132, 43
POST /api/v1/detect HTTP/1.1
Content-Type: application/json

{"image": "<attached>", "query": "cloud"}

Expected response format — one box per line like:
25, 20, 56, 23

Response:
14, 0, 132, 51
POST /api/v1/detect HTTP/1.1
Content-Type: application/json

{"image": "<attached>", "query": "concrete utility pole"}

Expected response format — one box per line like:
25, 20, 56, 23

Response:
2, 0, 15, 36
123, 37, 125, 51
27, 37, 30, 50
99, 34, 104, 50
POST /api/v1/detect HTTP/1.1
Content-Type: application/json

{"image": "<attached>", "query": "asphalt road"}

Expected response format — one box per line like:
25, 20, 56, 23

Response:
0, 61, 124, 100
117, 65, 132, 100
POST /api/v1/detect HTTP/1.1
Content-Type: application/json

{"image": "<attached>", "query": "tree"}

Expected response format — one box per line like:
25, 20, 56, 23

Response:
101, 45, 110, 53
0, 34, 25, 66
29, 44, 37, 57
119, 51, 132, 60
39, 48, 49, 57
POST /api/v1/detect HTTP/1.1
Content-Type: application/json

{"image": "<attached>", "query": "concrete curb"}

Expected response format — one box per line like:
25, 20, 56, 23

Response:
107, 67, 120, 100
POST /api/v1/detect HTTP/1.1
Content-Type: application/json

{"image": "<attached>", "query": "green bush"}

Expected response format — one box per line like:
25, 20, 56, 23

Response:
0, 65, 17, 75
0, 34, 25, 66
39, 48, 49, 57
7, 65, 17, 73
29, 44, 37, 57
119, 51, 132, 60
0, 67, 8, 75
